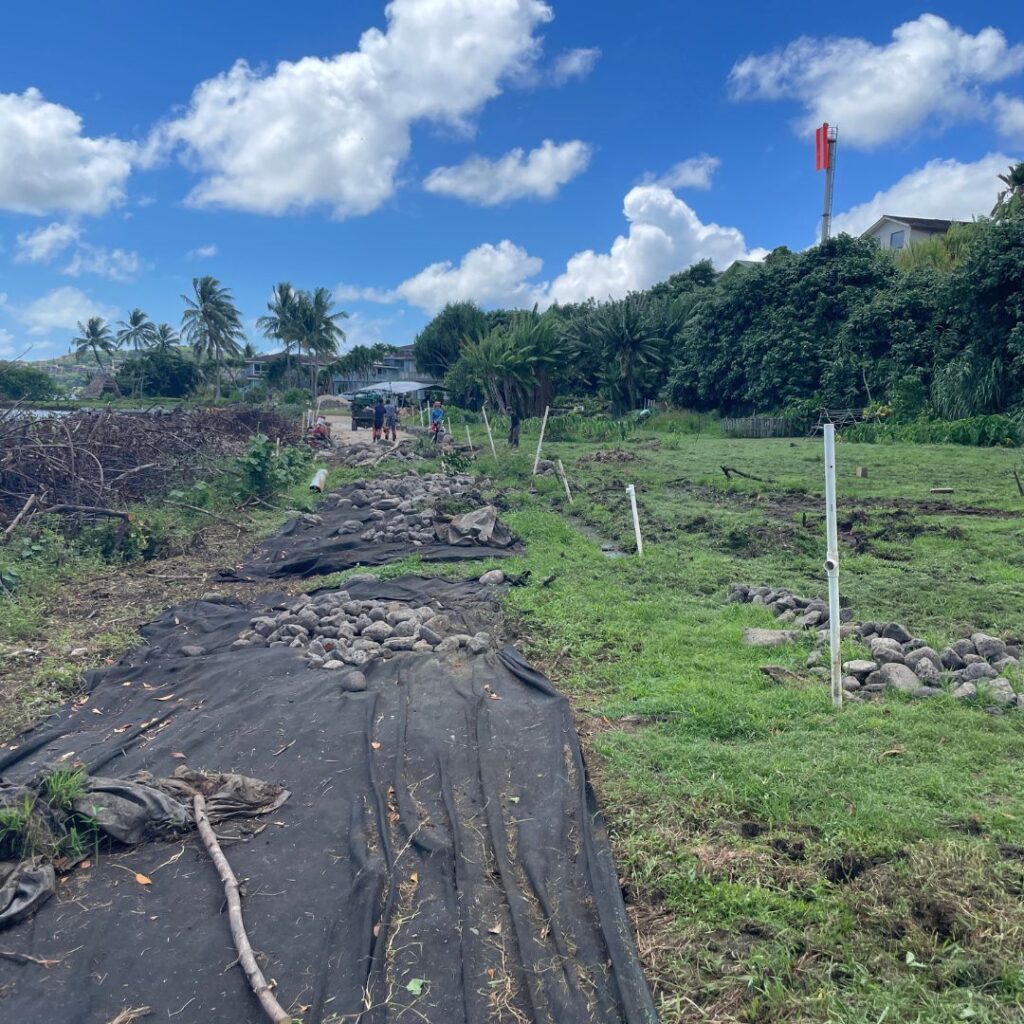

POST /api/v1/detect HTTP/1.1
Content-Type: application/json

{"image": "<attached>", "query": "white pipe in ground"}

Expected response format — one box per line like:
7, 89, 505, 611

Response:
558, 459, 573, 503
481, 404, 497, 457
824, 424, 842, 709
626, 484, 643, 556
533, 406, 550, 474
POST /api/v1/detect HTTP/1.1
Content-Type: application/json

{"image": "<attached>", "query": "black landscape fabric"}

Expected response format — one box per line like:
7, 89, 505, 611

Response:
0, 577, 658, 1024
219, 477, 522, 581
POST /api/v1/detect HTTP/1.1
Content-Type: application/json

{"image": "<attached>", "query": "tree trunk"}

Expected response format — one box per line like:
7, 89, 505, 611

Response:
215, 350, 222, 401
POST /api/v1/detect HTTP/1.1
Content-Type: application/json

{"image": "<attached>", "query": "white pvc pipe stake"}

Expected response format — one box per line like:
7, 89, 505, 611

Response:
419, 408, 425, 428
824, 424, 842, 709
533, 405, 550, 474
626, 483, 643, 556
558, 459, 573, 503
481, 404, 497, 457
465, 424, 474, 454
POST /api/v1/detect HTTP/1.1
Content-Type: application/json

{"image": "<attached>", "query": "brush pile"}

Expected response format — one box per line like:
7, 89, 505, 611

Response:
0, 407, 300, 530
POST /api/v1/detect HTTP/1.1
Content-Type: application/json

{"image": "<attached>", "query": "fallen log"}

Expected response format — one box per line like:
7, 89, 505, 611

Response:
721, 465, 769, 482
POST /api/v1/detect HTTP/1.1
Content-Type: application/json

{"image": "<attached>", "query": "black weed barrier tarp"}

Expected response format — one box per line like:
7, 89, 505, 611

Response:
218, 479, 523, 582
0, 577, 658, 1024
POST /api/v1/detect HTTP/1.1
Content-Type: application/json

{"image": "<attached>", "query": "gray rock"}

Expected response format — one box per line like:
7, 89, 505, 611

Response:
843, 659, 878, 678
992, 656, 1019, 674
181, 645, 206, 657
912, 659, 941, 682
297, 610, 320, 631
340, 671, 367, 692
741, 628, 797, 647
418, 626, 443, 647
306, 655, 325, 669
964, 662, 998, 681
940, 647, 965, 671
985, 677, 1016, 706
354, 614, 373, 633
913, 686, 942, 699
393, 619, 417, 637
952, 682, 977, 700
905, 647, 942, 673
902, 638, 927, 653
879, 662, 919, 693
252, 617, 277, 638
308, 639, 327, 657
436, 636, 461, 652
842, 676, 862, 691
479, 569, 506, 585
951, 638, 977, 659
467, 635, 489, 655
1006, 644, 1021, 660
777, 610, 797, 624
806, 649, 823, 668
882, 623, 913, 644
794, 611, 823, 628
413, 640, 434, 651
322, 659, 346, 670
868, 637, 905, 665
230, 639, 251, 649
971, 632, 1006, 660
368, 606, 387, 622
962, 653, 985, 666
362, 621, 393, 643
383, 636, 418, 651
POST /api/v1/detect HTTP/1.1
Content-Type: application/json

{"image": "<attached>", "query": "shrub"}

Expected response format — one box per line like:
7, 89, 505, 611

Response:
0, 361, 61, 401
843, 414, 1022, 447
235, 434, 312, 498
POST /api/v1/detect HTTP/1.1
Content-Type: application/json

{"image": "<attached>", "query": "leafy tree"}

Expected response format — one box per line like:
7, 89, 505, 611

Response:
116, 308, 156, 353
0, 362, 61, 401
180, 276, 245, 400
151, 323, 179, 352
115, 348, 201, 398
992, 161, 1024, 220
71, 317, 117, 370
413, 301, 488, 377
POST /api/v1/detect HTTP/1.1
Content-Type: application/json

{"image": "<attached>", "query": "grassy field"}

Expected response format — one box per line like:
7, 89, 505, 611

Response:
452, 430, 1024, 1023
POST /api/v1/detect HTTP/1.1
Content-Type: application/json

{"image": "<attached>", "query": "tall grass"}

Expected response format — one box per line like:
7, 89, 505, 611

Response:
844, 414, 1022, 448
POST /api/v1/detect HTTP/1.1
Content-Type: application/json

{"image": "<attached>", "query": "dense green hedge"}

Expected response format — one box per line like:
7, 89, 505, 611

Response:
843, 415, 1022, 447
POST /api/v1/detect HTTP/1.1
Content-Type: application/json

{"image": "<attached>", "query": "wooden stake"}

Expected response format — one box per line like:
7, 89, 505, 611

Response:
481, 404, 497, 457
557, 459, 573, 503
193, 795, 291, 1024
533, 405, 550, 475
465, 424, 474, 454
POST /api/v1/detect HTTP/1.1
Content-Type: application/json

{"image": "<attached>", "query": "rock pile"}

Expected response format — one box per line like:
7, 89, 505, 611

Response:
729, 583, 1022, 709
232, 585, 496, 688
331, 439, 424, 468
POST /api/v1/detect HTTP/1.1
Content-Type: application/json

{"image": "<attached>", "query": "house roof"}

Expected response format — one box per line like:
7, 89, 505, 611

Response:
862, 215, 969, 237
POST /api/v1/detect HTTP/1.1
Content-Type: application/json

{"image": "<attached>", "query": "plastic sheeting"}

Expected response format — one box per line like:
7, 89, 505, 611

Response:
0, 577, 657, 1023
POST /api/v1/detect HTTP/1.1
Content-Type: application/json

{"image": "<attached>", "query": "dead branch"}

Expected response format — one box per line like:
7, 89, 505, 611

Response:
192, 794, 291, 1024
160, 500, 247, 531
42, 504, 130, 519
721, 465, 769, 482
107, 1008, 153, 1024
3, 493, 39, 537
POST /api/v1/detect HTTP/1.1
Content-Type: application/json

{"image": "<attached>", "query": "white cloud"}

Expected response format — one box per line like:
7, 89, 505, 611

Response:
832, 152, 1013, 235
648, 155, 720, 190
341, 185, 756, 312
394, 241, 545, 313
423, 139, 591, 204
186, 243, 218, 260
15, 221, 81, 263
63, 245, 141, 282
18, 286, 119, 336
551, 47, 601, 83
0, 327, 17, 358
730, 14, 1024, 148
994, 94, 1024, 139
150, 0, 554, 217
0, 88, 135, 215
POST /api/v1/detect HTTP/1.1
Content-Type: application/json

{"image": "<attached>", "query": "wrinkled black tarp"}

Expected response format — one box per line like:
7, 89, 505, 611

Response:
0, 577, 657, 1024
218, 483, 522, 582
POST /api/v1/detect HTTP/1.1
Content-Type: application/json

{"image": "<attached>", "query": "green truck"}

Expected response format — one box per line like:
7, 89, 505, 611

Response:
350, 392, 382, 431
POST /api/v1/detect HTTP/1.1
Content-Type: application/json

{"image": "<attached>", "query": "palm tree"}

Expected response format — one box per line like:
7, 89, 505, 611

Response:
151, 323, 179, 352
293, 287, 348, 400
256, 282, 301, 384
992, 162, 1024, 219
116, 309, 156, 397
71, 317, 117, 371
507, 308, 575, 415
180, 276, 245, 400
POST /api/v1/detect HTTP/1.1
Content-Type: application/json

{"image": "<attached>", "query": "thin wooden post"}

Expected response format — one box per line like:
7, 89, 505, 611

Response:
557, 459, 573, 503
533, 406, 550, 475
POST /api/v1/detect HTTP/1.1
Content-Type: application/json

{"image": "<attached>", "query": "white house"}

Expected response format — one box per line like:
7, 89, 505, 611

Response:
861, 216, 965, 250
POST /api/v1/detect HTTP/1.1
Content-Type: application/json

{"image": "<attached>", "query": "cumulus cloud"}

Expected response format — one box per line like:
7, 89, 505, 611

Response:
730, 14, 1024, 148
994, 93, 1024, 139
18, 286, 119, 336
423, 139, 591, 204
341, 185, 755, 312
0, 88, 135, 215
0, 327, 17, 358
186, 243, 218, 260
551, 47, 601, 83
63, 245, 141, 282
832, 152, 1013, 235
15, 222, 81, 263
647, 155, 720, 190
150, 0, 554, 217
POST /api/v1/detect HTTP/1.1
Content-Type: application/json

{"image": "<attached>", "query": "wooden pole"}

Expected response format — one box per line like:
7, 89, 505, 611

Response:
557, 459, 573, 503
481, 404, 497, 457
532, 406, 550, 475
193, 795, 291, 1024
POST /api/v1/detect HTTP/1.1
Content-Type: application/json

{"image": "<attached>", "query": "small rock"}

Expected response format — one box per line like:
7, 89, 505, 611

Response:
992, 656, 1019, 674
842, 676, 861, 691
963, 662, 998, 681
913, 660, 941, 682
842, 659, 878, 679
940, 647, 965, 671
181, 645, 206, 657
361, 621, 394, 643
306, 655, 325, 668
418, 626, 443, 647
776, 610, 797, 624
383, 636, 417, 651
68, 647, 89, 659
467, 636, 489, 654
868, 637, 905, 665
436, 636, 461, 652
879, 662, 919, 693
962, 653, 985, 666
913, 686, 942, 699
902, 638, 927, 653
806, 649, 823, 668
742, 628, 797, 647
230, 639, 251, 649
905, 647, 942, 673
971, 632, 1006, 660
952, 682, 977, 700
479, 569, 506, 585
881, 623, 913, 644
794, 611, 822, 628
985, 677, 1016, 706
340, 671, 367, 692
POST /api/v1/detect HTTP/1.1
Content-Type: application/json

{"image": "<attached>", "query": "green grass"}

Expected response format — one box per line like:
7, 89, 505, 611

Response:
468, 434, 1024, 1022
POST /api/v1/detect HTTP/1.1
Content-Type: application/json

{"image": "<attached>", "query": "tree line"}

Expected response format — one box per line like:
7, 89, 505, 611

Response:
416, 163, 1024, 425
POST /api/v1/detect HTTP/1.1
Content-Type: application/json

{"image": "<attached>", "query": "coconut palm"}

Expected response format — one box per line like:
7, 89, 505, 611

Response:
151, 323, 179, 352
180, 276, 245, 400
71, 317, 117, 371
992, 162, 1024, 219
116, 309, 157, 396
256, 282, 302, 384
292, 287, 348, 400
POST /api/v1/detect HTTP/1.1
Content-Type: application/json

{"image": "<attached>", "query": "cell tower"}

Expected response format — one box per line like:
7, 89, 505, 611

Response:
815, 122, 838, 243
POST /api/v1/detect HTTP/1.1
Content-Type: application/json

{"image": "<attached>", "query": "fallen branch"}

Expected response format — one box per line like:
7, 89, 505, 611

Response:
3, 492, 38, 537
721, 465, 769, 483
107, 1008, 153, 1024
0, 949, 64, 968
161, 500, 247, 532
43, 503, 131, 519
192, 794, 291, 1024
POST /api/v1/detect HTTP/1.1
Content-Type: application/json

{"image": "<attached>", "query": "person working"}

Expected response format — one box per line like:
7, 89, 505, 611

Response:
372, 398, 386, 442
430, 400, 444, 443
384, 399, 398, 442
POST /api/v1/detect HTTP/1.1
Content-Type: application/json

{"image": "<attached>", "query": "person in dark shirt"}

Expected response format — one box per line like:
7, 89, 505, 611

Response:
372, 398, 386, 442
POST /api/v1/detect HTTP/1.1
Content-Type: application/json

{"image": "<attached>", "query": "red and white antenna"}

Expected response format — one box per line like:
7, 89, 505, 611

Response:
815, 123, 838, 243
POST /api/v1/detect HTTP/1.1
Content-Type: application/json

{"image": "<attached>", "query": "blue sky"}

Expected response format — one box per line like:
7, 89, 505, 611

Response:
1, 0, 1022, 360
